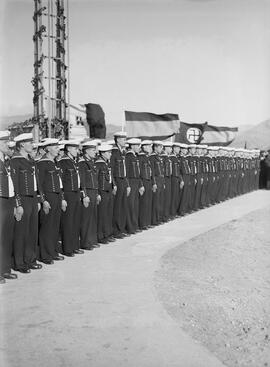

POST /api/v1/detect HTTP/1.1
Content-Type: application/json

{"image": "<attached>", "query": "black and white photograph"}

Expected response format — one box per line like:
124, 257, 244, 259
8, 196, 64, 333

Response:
0, 0, 270, 366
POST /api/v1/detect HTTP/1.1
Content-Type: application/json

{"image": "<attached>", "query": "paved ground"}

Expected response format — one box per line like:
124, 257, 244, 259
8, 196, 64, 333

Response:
1, 190, 269, 367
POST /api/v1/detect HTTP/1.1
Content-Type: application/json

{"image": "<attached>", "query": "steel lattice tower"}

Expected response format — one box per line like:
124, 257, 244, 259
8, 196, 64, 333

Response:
33, 0, 70, 139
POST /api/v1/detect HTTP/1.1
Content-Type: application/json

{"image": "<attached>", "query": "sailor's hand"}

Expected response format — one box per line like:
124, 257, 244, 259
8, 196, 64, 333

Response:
14, 206, 24, 221
96, 195, 101, 205
112, 186, 117, 195
83, 196, 90, 208
61, 200, 67, 212
139, 186, 145, 196
127, 186, 131, 197
43, 200, 51, 215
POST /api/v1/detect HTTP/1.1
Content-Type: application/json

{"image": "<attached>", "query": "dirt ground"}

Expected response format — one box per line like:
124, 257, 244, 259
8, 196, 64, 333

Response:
155, 206, 270, 367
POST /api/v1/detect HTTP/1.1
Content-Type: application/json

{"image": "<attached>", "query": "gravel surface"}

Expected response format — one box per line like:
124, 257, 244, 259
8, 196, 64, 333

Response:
155, 206, 270, 367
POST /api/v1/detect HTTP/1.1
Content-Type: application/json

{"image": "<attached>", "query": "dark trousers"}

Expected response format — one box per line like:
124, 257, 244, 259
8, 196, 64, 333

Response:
139, 179, 152, 228
112, 178, 127, 235
126, 178, 140, 233
194, 174, 203, 210
152, 177, 164, 225
0, 197, 14, 274
179, 175, 190, 215
170, 177, 180, 217
80, 189, 98, 248
13, 195, 38, 270
39, 193, 61, 261
200, 174, 209, 207
163, 177, 172, 221
61, 191, 80, 254
97, 190, 113, 240
189, 176, 196, 211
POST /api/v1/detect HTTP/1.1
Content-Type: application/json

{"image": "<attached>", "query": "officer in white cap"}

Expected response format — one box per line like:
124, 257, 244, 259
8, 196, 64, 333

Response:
58, 140, 83, 256
0, 131, 18, 283
10, 133, 42, 273
95, 144, 115, 244
125, 138, 144, 234
110, 131, 130, 238
37, 138, 65, 264
78, 140, 101, 250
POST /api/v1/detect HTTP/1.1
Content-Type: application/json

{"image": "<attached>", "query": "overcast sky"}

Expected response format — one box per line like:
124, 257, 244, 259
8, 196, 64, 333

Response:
1, 0, 270, 127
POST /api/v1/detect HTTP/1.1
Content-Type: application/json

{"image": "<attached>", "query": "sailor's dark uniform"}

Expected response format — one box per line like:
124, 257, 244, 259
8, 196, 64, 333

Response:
96, 157, 113, 241
110, 146, 129, 235
58, 154, 81, 255
10, 153, 39, 271
37, 157, 63, 261
138, 152, 153, 228
125, 150, 143, 233
0, 157, 15, 276
78, 155, 99, 249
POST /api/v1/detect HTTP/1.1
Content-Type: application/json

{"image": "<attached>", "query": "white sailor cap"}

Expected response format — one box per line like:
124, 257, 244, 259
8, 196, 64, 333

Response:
141, 140, 153, 146
114, 131, 127, 138
152, 140, 164, 146
127, 138, 141, 145
14, 133, 33, 143
0, 130, 10, 140
42, 138, 59, 147
82, 140, 98, 148
98, 143, 113, 152
163, 141, 173, 147
179, 143, 189, 149
172, 142, 181, 147
188, 144, 198, 148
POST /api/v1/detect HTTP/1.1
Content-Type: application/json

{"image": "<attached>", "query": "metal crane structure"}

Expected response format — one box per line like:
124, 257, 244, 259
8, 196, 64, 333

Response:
32, 0, 70, 139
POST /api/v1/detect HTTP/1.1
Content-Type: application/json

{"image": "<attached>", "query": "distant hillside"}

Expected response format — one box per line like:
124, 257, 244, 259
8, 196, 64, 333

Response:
231, 120, 270, 150
0, 114, 33, 129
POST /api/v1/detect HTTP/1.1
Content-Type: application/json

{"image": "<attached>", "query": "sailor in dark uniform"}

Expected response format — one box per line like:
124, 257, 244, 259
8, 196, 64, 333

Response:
10, 133, 42, 273
58, 140, 83, 257
149, 141, 164, 225
138, 140, 153, 229
162, 141, 173, 221
125, 138, 144, 234
0, 131, 17, 283
187, 145, 197, 212
178, 144, 191, 216
193, 145, 204, 211
96, 143, 115, 244
199, 145, 210, 208
37, 138, 65, 264
110, 131, 130, 238
170, 143, 184, 217
78, 140, 101, 250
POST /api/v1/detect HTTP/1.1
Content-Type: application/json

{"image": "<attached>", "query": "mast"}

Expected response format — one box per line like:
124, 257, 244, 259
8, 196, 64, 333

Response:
33, 0, 46, 139
33, 0, 69, 139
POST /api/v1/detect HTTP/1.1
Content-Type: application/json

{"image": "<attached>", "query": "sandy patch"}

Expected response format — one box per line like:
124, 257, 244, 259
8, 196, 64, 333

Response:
155, 206, 270, 367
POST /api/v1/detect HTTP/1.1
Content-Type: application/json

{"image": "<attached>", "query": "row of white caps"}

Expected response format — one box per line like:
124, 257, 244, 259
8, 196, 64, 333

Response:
1, 132, 260, 154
